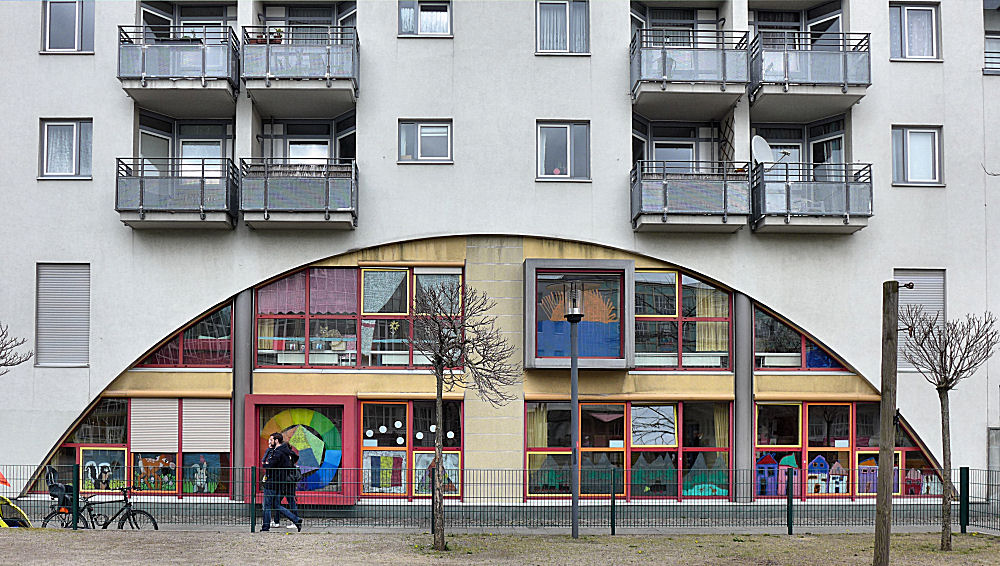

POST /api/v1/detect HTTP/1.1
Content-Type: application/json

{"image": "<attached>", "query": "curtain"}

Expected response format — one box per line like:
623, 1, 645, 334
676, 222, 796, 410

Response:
906, 9, 934, 57
569, 1, 588, 53
310, 269, 357, 315
46, 124, 75, 174
79, 122, 92, 176
526, 405, 549, 448
714, 404, 729, 448
360, 271, 406, 356
694, 287, 727, 351
398, 1, 416, 34
257, 272, 306, 314
538, 2, 567, 51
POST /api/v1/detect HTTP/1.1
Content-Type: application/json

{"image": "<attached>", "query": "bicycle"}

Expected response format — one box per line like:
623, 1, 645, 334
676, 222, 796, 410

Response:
42, 486, 158, 530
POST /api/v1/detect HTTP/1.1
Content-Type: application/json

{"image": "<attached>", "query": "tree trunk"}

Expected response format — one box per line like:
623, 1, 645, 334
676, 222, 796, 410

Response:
873, 280, 899, 566
433, 365, 446, 551
938, 387, 952, 551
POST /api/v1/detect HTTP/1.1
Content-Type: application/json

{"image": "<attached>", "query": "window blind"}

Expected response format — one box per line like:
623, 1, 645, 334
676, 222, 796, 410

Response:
895, 269, 945, 369
181, 398, 231, 452
36, 263, 90, 366
131, 398, 180, 452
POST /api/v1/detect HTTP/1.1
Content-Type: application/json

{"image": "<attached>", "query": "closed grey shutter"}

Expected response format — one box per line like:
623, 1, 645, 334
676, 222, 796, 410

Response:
36, 263, 90, 366
895, 269, 945, 369
181, 398, 231, 452
131, 398, 179, 452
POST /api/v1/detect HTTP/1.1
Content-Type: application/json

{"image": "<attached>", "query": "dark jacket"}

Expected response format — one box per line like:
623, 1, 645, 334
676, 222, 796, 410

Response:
262, 443, 295, 491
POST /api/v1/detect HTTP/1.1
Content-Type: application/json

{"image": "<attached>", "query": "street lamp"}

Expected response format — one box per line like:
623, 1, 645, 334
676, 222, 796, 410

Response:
565, 280, 584, 539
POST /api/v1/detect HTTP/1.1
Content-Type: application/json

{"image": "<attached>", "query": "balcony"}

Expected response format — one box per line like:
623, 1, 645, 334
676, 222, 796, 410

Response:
116, 158, 239, 229
118, 26, 239, 117
631, 161, 751, 233
240, 159, 358, 229
750, 162, 872, 234
241, 26, 358, 118
630, 30, 748, 121
748, 32, 870, 122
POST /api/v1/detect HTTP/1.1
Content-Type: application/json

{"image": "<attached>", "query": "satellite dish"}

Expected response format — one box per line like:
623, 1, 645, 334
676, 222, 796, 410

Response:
751, 135, 774, 165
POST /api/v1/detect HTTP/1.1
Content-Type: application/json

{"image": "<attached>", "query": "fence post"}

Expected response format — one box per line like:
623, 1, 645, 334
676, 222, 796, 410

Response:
72, 463, 79, 530
250, 466, 257, 533
960, 467, 970, 534
430, 466, 436, 536
785, 472, 794, 535
610, 468, 616, 536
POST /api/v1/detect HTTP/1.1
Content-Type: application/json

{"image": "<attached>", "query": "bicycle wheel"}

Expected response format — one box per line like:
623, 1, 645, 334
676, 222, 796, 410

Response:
41, 510, 89, 529
118, 509, 158, 530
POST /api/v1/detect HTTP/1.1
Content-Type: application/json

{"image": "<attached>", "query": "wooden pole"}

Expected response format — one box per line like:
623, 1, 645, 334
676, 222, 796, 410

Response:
873, 281, 899, 566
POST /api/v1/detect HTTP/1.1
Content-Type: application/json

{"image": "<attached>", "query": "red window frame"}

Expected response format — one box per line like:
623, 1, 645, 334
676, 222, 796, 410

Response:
254, 267, 464, 370
136, 303, 234, 368
633, 270, 734, 371
752, 306, 845, 371
534, 269, 627, 360
524, 400, 733, 501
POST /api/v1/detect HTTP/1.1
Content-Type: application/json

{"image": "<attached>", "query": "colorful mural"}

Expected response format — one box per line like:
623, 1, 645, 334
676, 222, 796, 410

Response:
260, 408, 343, 491
363, 450, 407, 494
414, 452, 460, 495
133, 453, 177, 492
80, 448, 127, 491
182, 453, 227, 494
536, 274, 621, 358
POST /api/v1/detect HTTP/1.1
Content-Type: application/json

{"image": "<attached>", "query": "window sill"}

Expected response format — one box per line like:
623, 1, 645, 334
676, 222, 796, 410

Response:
535, 52, 591, 57
39, 50, 95, 55
35, 363, 89, 368
535, 177, 591, 183
397, 160, 454, 165
892, 182, 945, 188
398, 34, 454, 39
37, 176, 92, 181
889, 57, 943, 63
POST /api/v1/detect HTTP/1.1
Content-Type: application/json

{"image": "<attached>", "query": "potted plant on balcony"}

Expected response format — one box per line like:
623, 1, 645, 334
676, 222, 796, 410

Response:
269, 28, 284, 44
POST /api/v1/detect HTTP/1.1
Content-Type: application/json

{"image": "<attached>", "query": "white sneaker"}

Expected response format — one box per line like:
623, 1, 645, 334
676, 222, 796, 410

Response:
286, 523, 297, 529
271, 521, 280, 528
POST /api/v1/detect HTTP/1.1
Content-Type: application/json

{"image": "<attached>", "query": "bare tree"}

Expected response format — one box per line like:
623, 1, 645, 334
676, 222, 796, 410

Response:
411, 281, 521, 551
898, 305, 1000, 551
0, 322, 33, 377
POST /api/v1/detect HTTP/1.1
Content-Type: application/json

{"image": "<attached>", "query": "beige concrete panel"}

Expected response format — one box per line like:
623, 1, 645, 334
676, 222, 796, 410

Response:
523, 237, 672, 269
104, 371, 233, 397
254, 371, 463, 397
524, 371, 734, 400
311, 236, 468, 267
755, 373, 880, 401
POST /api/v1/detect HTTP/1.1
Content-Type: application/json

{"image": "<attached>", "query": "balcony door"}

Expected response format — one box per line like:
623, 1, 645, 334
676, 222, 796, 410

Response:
653, 142, 694, 174
808, 14, 841, 51
139, 131, 171, 177
763, 143, 801, 183
288, 140, 330, 163
181, 140, 223, 177
810, 135, 844, 181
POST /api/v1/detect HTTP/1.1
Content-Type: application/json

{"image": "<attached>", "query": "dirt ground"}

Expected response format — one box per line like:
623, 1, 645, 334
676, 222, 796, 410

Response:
1, 530, 1000, 565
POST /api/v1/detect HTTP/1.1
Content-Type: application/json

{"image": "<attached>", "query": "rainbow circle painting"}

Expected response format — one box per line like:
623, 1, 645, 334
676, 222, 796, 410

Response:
260, 408, 342, 491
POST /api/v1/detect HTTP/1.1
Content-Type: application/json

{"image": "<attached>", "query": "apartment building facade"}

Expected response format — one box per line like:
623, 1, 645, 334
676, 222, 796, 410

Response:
1, 0, 999, 500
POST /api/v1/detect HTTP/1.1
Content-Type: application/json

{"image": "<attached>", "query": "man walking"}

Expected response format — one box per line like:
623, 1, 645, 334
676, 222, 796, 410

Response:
260, 432, 302, 532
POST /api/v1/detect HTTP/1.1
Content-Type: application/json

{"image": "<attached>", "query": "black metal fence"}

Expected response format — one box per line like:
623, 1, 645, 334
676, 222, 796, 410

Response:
2, 465, 994, 534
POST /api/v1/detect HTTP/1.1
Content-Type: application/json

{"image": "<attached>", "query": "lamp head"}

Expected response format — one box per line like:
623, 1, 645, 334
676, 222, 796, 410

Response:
565, 281, 584, 321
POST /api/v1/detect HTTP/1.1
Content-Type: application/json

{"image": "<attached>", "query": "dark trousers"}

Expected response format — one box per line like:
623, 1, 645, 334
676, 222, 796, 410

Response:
261, 487, 299, 529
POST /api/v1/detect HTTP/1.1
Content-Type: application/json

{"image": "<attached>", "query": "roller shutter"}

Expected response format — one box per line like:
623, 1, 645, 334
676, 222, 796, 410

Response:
130, 398, 179, 452
35, 264, 90, 366
181, 398, 231, 452
895, 269, 945, 369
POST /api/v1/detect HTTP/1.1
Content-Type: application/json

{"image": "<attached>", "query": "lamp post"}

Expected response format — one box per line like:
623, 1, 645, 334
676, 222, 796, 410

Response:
565, 280, 584, 539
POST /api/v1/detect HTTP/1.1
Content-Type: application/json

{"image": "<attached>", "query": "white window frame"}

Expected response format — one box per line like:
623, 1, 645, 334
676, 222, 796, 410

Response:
45, 0, 81, 52
43, 121, 78, 176
417, 1, 451, 35
904, 128, 940, 183
901, 5, 938, 59
537, 123, 571, 178
537, 0, 570, 53
417, 123, 451, 160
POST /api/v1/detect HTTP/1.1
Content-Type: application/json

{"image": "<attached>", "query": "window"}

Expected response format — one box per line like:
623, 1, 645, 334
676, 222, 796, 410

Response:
537, 122, 589, 179
399, 121, 452, 162
890, 4, 938, 59
362, 400, 463, 496
526, 401, 729, 498
136, 304, 233, 368
894, 268, 945, 369
634, 271, 732, 369
754, 307, 843, 370
399, 1, 451, 36
891, 126, 941, 184
987, 34, 1000, 72
43, 0, 94, 52
536, 0, 588, 53
41, 119, 92, 177
255, 266, 462, 369
535, 271, 622, 358
36, 263, 90, 366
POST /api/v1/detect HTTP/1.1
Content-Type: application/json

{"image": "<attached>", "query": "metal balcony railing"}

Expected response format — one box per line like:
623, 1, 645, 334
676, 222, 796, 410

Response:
630, 161, 751, 223
630, 30, 748, 94
241, 26, 358, 88
751, 162, 873, 224
749, 32, 870, 97
118, 26, 240, 89
240, 158, 358, 223
985, 40, 1000, 73
116, 158, 240, 218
